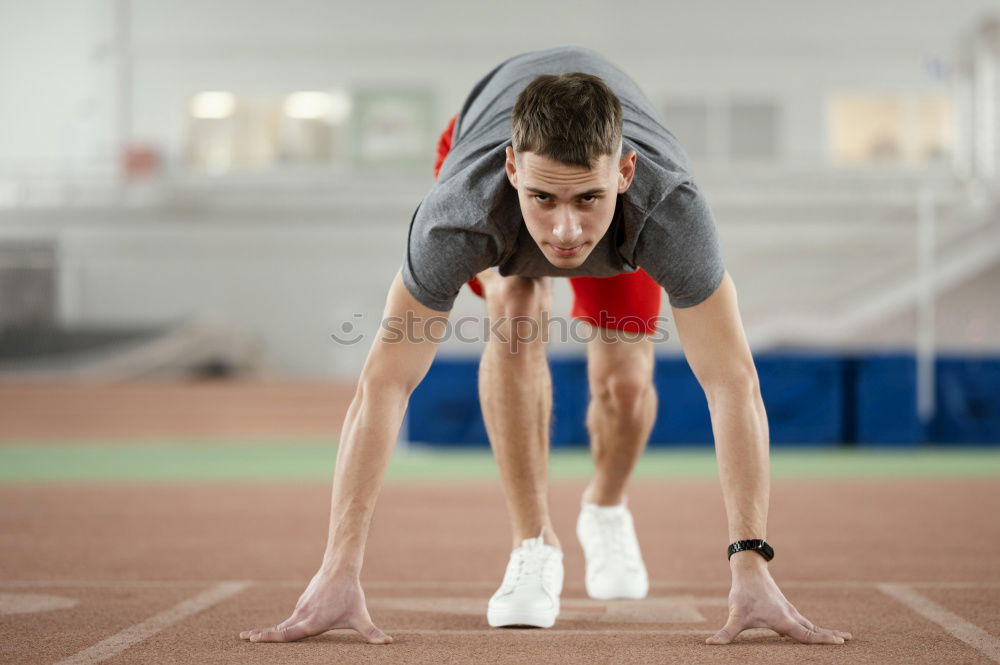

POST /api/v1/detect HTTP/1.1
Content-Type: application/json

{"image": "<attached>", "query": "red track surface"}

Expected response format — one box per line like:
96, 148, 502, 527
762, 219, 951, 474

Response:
2, 477, 1000, 663
0, 380, 354, 441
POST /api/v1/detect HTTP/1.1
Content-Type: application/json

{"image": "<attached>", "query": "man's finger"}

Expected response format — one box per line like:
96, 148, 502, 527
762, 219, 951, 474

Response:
779, 617, 844, 645
349, 614, 393, 645
814, 625, 852, 641
249, 620, 318, 643
796, 619, 847, 643
705, 616, 743, 645
241, 615, 295, 639
240, 626, 271, 640
792, 610, 853, 641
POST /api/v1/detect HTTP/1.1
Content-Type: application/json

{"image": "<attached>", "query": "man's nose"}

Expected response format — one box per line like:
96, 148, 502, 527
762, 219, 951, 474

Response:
552, 209, 582, 245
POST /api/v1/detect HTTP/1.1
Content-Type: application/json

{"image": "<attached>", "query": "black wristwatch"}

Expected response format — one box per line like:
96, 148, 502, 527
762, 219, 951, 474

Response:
727, 539, 774, 562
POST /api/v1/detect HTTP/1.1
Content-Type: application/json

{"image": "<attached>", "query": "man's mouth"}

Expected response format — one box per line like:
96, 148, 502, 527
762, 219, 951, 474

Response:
550, 243, 584, 257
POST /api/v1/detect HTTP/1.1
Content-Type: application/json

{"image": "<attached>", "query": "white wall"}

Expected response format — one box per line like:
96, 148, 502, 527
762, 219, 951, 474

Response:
2, 0, 997, 173
2, 172, 997, 379
0, 0, 114, 173
1, 1, 998, 379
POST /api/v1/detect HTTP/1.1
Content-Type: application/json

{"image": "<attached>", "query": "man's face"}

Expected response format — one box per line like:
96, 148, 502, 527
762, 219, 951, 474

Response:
505, 146, 637, 269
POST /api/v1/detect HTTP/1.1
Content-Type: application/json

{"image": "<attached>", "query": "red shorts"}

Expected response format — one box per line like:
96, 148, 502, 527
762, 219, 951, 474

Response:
434, 113, 662, 335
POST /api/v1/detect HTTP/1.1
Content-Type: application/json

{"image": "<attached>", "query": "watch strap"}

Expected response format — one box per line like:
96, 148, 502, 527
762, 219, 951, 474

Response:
727, 538, 774, 561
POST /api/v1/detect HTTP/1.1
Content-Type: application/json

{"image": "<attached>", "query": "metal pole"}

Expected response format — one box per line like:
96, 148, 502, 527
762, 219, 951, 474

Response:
916, 186, 936, 430
952, 66, 974, 180
973, 42, 996, 182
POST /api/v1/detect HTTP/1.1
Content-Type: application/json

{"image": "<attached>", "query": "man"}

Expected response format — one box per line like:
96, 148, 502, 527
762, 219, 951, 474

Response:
240, 45, 852, 646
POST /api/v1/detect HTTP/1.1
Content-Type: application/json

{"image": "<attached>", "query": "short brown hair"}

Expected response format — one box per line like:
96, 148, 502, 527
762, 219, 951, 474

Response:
511, 72, 623, 170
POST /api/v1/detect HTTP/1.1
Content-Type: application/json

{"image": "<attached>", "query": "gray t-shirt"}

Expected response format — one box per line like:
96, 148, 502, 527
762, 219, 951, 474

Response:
401, 45, 725, 312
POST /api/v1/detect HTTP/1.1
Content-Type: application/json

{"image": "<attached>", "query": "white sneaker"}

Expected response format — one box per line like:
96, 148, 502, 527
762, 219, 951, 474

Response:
487, 531, 563, 628
576, 498, 649, 599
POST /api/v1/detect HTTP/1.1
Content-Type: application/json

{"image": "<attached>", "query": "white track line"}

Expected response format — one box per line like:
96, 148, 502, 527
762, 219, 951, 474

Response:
878, 583, 1000, 663
53, 581, 250, 665
0, 580, 212, 589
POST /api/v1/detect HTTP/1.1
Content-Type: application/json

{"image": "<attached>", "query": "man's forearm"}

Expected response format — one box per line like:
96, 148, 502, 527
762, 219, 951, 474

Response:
321, 380, 410, 577
706, 382, 770, 545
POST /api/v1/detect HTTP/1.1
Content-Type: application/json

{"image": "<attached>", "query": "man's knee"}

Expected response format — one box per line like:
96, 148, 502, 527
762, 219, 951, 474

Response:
481, 276, 550, 353
590, 367, 653, 420
485, 276, 550, 319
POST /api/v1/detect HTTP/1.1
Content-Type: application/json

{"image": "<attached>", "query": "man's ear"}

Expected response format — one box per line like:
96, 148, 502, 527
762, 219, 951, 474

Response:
505, 146, 518, 188
618, 149, 637, 193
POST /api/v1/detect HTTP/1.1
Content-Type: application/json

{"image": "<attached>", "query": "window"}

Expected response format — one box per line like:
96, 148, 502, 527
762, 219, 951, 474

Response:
662, 99, 709, 161
728, 100, 779, 160
828, 93, 952, 166
184, 90, 354, 172
662, 97, 781, 164
351, 88, 435, 169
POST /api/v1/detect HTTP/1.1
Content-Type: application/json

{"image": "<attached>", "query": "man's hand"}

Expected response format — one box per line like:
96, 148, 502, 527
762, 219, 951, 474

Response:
238, 270, 442, 646
239, 569, 392, 645
707, 555, 852, 645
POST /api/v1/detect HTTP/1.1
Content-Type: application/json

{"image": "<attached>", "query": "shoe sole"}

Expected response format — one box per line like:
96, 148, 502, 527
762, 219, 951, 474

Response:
584, 583, 649, 600
487, 602, 559, 628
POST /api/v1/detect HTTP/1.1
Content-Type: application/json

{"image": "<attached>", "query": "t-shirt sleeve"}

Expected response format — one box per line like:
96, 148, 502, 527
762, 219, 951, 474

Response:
634, 180, 725, 308
400, 200, 498, 312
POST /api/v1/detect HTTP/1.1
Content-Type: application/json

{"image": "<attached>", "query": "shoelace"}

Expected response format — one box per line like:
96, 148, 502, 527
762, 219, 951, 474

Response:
589, 510, 641, 569
504, 536, 556, 591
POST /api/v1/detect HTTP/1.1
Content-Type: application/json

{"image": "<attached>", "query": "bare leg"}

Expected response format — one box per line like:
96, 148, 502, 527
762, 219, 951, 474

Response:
477, 271, 560, 550
582, 330, 657, 506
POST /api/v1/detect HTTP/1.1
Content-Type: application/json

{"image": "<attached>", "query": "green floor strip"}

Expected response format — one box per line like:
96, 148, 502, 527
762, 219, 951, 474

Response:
0, 441, 998, 485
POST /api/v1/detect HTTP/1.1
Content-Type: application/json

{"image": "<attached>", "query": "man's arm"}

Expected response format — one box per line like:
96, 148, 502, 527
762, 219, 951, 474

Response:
672, 271, 852, 646
671, 271, 769, 547
321, 270, 446, 575
241, 269, 447, 645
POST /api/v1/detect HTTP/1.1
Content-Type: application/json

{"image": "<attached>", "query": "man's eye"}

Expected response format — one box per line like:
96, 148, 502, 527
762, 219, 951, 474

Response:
532, 194, 598, 203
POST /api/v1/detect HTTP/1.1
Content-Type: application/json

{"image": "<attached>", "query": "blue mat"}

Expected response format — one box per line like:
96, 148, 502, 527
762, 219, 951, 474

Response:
407, 352, 1000, 446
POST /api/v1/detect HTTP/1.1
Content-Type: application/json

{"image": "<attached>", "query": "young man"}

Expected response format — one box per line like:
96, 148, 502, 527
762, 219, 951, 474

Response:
240, 45, 852, 646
